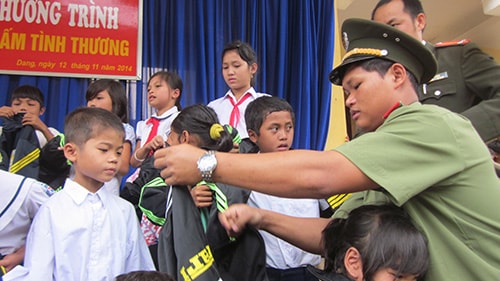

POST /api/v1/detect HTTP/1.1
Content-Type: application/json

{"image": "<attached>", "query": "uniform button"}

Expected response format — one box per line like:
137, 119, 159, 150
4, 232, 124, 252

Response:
434, 90, 441, 96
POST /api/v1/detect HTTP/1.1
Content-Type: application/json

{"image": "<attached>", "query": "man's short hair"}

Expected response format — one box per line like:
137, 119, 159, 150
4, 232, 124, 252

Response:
354, 58, 419, 91
371, 0, 425, 20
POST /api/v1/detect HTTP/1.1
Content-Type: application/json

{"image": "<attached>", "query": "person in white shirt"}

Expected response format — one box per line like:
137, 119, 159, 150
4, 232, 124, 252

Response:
244, 96, 324, 281
208, 40, 269, 140
126, 71, 182, 268
130, 71, 182, 169
0, 171, 53, 275
10, 107, 155, 281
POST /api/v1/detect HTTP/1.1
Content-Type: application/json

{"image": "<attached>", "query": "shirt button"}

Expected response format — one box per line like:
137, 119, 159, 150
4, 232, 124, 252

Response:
434, 90, 442, 96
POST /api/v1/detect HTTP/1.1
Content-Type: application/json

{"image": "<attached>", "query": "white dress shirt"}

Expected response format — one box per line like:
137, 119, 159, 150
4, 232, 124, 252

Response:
248, 192, 322, 269
23, 178, 155, 281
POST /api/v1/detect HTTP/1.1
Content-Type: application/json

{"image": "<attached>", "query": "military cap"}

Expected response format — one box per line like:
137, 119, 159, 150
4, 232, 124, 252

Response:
329, 18, 437, 85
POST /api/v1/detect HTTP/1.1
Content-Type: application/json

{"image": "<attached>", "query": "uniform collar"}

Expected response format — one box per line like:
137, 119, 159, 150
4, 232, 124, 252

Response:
153, 106, 179, 120
223, 87, 258, 101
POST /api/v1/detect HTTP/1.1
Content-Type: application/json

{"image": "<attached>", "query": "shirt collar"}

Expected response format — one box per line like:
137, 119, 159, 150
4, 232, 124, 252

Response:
152, 106, 179, 119
64, 178, 108, 205
223, 87, 258, 100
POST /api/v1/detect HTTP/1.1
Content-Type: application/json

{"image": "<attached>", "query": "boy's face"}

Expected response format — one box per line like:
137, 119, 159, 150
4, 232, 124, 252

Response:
248, 111, 294, 153
11, 98, 45, 116
65, 129, 124, 191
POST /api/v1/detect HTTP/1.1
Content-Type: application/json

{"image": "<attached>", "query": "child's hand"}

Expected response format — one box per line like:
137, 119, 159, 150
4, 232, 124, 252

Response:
0, 246, 25, 272
21, 112, 47, 131
147, 135, 166, 152
190, 185, 213, 208
0, 106, 15, 118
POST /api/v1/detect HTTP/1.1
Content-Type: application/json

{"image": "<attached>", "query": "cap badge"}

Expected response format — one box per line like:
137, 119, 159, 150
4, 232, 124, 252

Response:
342, 31, 349, 50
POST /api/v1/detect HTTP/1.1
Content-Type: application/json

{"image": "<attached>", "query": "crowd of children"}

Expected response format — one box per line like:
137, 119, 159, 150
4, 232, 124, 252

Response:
0, 80, 429, 281
3, 26, 494, 281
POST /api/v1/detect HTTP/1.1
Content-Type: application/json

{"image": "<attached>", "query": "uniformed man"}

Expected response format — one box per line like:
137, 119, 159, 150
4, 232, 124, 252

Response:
372, 0, 500, 142
153, 18, 500, 281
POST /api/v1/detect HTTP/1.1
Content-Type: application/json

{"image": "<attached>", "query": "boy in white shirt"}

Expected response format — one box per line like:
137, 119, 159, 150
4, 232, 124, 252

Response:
245, 96, 326, 281
16, 107, 155, 280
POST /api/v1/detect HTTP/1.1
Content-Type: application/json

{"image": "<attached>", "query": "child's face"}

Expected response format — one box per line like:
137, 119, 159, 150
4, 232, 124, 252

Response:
371, 268, 419, 281
167, 129, 200, 147
166, 129, 181, 146
87, 90, 113, 113
222, 50, 257, 93
11, 98, 44, 116
67, 129, 124, 191
147, 76, 178, 113
249, 111, 294, 153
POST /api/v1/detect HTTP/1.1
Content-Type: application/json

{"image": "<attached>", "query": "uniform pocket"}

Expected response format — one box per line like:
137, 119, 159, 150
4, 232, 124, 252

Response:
421, 78, 457, 101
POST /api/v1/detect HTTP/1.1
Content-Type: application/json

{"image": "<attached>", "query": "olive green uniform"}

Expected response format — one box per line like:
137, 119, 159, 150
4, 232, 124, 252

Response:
420, 41, 500, 141
334, 103, 500, 281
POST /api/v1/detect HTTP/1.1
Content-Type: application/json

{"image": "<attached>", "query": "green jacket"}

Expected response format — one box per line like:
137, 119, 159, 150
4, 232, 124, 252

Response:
420, 41, 500, 141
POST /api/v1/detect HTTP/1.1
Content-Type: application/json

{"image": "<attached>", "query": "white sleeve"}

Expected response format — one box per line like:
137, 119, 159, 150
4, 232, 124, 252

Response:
124, 205, 155, 271
25, 180, 53, 220
24, 205, 55, 280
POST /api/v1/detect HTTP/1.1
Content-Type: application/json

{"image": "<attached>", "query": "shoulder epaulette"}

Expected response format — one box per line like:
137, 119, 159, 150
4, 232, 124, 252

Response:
435, 39, 471, 48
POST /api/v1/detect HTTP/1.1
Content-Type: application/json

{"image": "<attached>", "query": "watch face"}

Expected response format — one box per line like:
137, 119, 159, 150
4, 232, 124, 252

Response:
199, 153, 216, 171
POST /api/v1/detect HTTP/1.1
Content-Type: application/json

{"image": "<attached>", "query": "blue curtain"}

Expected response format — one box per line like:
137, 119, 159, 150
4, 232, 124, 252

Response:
1, 0, 335, 150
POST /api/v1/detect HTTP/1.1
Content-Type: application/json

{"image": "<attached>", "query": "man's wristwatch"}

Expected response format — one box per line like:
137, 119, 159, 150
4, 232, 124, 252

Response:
197, 150, 217, 182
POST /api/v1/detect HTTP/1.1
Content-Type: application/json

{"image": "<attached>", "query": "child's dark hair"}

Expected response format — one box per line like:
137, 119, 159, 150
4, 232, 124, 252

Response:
245, 96, 295, 136
323, 204, 428, 280
170, 104, 234, 152
222, 40, 258, 86
149, 71, 183, 110
115, 270, 175, 281
11, 85, 45, 108
86, 79, 129, 123
64, 107, 124, 146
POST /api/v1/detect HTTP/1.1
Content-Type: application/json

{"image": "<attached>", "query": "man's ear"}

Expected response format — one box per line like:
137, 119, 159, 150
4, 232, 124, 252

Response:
344, 247, 363, 281
389, 63, 407, 89
415, 12, 426, 32
63, 142, 78, 163
247, 129, 258, 143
